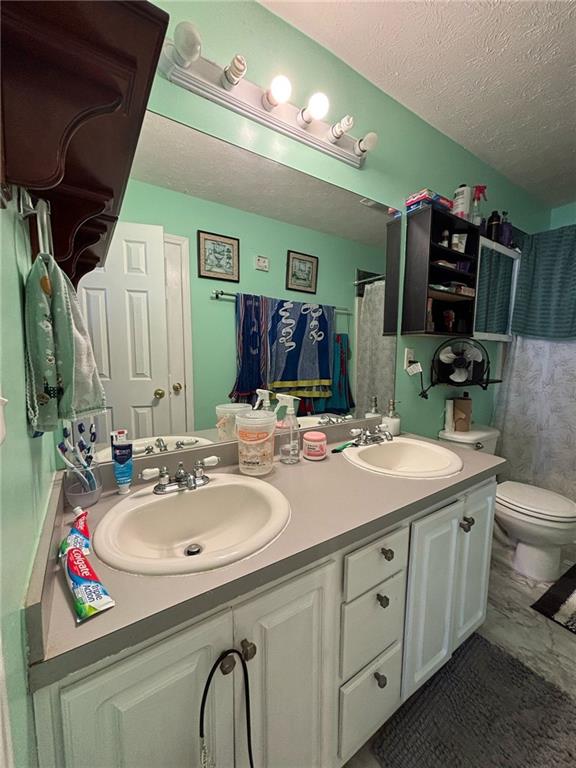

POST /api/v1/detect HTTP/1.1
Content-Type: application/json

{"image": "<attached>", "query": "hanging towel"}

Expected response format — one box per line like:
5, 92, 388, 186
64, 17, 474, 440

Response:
228, 293, 269, 403
268, 298, 334, 398
314, 334, 355, 414
25, 253, 105, 434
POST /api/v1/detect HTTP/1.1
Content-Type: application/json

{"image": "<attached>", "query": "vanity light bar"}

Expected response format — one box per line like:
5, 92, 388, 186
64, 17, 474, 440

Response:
158, 33, 377, 169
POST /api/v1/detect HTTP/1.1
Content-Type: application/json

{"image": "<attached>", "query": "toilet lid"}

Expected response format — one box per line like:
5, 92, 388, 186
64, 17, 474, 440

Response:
497, 481, 576, 521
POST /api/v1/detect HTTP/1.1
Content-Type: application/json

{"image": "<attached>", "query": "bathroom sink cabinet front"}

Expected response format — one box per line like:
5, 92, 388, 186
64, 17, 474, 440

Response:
33, 479, 496, 768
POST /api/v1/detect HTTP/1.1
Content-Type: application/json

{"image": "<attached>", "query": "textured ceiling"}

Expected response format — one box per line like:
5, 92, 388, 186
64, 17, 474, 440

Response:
260, 0, 576, 208
131, 111, 392, 246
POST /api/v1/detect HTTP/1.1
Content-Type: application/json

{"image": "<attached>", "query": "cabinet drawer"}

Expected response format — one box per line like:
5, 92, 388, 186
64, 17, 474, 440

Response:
341, 570, 406, 681
339, 641, 402, 761
344, 527, 409, 602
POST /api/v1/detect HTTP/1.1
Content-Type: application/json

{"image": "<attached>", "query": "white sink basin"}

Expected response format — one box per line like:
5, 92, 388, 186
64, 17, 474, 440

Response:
343, 437, 463, 479
93, 474, 291, 575
95, 435, 213, 463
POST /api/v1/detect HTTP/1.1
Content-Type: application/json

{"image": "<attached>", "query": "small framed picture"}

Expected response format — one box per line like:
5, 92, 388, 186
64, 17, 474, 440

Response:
197, 230, 240, 282
286, 250, 318, 294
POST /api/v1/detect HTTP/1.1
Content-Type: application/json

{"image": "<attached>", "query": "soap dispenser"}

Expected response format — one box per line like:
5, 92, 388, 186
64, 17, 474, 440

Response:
382, 399, 401, 436
365, 396, 380, 420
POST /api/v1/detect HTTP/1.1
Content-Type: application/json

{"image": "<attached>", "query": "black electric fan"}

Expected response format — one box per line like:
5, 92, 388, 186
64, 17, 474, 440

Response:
419, 339, 497, 398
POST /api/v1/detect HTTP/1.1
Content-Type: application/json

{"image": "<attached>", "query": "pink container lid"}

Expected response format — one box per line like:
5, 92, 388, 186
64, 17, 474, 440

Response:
303, 431, 326, 442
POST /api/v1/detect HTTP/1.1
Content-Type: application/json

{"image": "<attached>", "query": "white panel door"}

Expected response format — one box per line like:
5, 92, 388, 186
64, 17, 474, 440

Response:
78, 222, 170, 439
452, 482, 496, 648
49, 613, 234, 768
402, 500, 464, 701
233, 563, 337, 768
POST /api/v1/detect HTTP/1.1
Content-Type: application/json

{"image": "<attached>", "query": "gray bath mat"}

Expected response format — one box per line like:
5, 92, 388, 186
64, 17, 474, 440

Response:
372, 634, 576, 767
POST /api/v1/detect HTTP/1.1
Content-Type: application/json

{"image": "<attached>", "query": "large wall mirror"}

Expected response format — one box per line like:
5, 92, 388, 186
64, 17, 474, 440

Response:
79, 112, 401, 460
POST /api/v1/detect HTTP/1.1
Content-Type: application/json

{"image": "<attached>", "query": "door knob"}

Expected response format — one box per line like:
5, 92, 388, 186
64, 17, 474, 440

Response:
380, 547, 395, 561
172, 382, 183, 394
374, 672, 388, 689
153, 388, 166, 399
376, 593, 390, 609
240, 639, 257, 662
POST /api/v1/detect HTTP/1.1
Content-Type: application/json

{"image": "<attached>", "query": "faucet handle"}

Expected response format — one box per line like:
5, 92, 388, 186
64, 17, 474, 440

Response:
139, 467, 160, 481
195, 455, 220, 468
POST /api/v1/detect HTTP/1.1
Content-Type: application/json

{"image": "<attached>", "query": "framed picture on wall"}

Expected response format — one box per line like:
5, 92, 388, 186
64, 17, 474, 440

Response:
286, 250, 318, 294
197, 230, 240, 282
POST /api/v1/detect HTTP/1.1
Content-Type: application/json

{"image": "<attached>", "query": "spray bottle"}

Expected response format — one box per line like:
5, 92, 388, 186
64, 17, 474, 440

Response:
254, 389, 275, 411
275, 394, 301, 464
471, 185, 487, 227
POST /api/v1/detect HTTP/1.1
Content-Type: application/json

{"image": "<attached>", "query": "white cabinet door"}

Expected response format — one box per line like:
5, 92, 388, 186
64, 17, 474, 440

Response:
45, 612, 234, 768
402, 500, 464, 701
452, 482, 495, 648
233, 563, 337, 768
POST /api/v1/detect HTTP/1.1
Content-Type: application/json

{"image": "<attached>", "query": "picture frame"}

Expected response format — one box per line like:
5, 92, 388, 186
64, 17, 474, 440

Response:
285, 250, 318, 294
197, 230, 240, 282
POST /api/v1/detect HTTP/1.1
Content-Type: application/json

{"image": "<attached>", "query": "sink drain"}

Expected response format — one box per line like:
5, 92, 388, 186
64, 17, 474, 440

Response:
184, 543, 203, 557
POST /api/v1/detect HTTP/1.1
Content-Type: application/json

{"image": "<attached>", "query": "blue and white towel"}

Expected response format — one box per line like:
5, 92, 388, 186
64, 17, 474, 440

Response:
268, 299, 334, 398
228, 293, 269, 403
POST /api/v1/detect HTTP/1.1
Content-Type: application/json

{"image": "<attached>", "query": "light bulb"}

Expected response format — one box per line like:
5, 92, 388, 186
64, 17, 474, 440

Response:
354, 131, 379, 156
221, 54, 247, 90
307, 92, 330, 120
328, 114, 354, 143
297, 92, 330, 127
173, 21, 202, 68
262, 75, 292, 111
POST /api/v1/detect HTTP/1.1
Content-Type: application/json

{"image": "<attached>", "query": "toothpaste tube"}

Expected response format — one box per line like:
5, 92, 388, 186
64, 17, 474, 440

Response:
59, 506, 90, 558
62, 547, 115, 623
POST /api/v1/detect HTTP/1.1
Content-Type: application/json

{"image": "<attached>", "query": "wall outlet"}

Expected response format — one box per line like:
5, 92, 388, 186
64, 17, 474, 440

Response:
404, 347, 415, 371
255, 255, 269, 272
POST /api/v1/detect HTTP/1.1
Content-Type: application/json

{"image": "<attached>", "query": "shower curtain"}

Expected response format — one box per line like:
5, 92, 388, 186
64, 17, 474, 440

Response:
494, 224, 576, 501
355, 281, 396, 418
494, 337, 576, 500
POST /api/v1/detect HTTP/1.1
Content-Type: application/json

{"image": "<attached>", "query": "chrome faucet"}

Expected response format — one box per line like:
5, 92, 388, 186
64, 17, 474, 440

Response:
350, 425, 393, 446
139, 456, 221, 495
318, 413, 354, 425
155, 437, 169, 453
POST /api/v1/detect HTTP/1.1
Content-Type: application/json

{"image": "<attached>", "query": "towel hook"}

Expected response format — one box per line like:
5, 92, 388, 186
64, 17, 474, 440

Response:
17, 188, 54, 261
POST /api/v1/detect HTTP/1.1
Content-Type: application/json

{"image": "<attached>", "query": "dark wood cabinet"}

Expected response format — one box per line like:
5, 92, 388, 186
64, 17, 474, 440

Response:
1, 1, 169, 284
402, 206, 480, 336
383, 216, 402, 335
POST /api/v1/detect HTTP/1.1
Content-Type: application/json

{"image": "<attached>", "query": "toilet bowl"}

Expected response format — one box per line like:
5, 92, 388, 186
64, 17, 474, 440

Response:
438, 426, 576, 582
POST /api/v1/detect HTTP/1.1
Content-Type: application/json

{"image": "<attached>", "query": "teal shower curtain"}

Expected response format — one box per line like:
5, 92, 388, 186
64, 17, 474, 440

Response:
512, 224, 576, 339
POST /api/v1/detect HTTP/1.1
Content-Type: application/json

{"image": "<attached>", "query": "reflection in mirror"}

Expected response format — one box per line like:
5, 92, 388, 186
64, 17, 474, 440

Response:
474, 238, 520, 339
78, 112, 401, 458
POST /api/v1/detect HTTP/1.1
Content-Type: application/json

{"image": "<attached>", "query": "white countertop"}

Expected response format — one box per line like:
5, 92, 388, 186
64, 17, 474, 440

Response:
29, 435, 505, 689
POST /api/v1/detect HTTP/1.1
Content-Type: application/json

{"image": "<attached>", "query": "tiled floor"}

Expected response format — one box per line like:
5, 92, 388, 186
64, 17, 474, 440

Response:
345, 539, 576, 768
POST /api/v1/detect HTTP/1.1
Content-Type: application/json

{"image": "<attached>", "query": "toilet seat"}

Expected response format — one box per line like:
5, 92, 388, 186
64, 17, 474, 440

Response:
496, 481, 576, 524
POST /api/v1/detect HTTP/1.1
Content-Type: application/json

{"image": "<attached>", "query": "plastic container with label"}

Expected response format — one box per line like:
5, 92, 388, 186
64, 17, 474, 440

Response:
236, 411, 276, 476
302, 431, 327, 461
215, 403, 252, 441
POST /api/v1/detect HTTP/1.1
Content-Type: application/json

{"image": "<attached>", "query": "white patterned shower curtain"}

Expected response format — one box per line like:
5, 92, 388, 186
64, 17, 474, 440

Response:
355, 281, 397, 418
494, 337, 576, 500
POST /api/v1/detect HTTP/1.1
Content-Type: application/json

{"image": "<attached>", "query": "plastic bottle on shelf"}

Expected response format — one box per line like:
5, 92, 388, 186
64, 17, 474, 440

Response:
499, 212, 513, 248
381, 400, 401, 436
471, 185, 487, 226
275, 394, 301, 465
453, 184, 472, 220
487, 211, 501, 242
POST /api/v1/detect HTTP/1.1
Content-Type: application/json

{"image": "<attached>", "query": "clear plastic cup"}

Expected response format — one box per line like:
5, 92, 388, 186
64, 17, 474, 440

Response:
236, 411, 277, 476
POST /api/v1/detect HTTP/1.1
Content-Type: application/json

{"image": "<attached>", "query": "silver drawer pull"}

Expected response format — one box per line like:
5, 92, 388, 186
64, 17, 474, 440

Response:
376, 593, 390, 609
380, 547, 395, 561
374, 672, 388, 688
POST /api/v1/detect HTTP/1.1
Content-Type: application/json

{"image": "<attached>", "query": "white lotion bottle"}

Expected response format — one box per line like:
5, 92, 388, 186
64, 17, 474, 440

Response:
381, 399, 401, 436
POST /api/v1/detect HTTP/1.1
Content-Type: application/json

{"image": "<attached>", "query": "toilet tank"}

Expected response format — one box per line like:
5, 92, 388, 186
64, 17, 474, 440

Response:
438, 425, 500, 454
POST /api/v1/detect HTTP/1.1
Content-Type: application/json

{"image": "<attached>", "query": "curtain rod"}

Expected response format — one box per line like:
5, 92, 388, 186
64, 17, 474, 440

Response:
353, 273, 385, 286
211, 289, 352, 315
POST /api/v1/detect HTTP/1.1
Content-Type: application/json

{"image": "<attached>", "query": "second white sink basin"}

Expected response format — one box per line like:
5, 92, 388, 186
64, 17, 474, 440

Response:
93, 474, 291, 575
343, 437, 463, 479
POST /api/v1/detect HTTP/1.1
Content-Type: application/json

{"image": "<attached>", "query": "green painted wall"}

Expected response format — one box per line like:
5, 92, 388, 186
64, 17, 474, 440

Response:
0, 201, 55, 768
550, 201, 576, 229
121, 179, 384, 429
148, 0, 550, 436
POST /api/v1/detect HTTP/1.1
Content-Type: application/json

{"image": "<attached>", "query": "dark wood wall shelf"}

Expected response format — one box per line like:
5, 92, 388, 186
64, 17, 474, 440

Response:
1, 1, 169, 284
402, 205, 480, 336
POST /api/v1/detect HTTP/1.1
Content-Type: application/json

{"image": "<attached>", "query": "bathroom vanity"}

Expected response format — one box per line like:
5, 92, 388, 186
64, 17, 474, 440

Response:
29, 437, 503, 767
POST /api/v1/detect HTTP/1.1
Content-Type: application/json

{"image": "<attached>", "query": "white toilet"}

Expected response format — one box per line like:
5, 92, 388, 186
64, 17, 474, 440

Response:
438, 426, 576, 582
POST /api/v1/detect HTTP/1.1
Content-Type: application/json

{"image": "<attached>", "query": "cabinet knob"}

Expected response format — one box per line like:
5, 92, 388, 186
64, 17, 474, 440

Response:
376, 593, 390, 609
459, 516, 475, 533
240, 639, 257, 662
380, 547, 395, 561
474, 442, 484, 450
219, 654, 236, 675
374, 672, 388, 689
